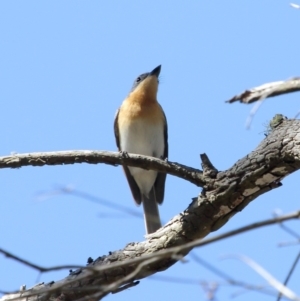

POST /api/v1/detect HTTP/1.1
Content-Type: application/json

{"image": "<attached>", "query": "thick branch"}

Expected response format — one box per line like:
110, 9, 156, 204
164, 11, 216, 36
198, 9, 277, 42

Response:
0, 151, 204, 186
2, 117, 300, 301
226, 77, 300, 104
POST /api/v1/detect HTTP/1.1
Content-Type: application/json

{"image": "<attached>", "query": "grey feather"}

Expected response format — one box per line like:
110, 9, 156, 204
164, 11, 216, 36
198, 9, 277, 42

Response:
142, 189, 161, 234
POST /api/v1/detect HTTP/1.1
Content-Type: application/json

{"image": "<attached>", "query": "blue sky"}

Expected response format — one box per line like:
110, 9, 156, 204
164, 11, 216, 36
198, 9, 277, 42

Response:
1, 1, 300, 300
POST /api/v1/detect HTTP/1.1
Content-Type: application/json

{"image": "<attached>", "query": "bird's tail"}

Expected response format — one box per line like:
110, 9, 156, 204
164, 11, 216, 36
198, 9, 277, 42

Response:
142, 189, 161, 234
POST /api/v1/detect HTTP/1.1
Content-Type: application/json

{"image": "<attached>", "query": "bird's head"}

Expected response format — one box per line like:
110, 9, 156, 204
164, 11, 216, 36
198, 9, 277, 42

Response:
129, 65, 161, 100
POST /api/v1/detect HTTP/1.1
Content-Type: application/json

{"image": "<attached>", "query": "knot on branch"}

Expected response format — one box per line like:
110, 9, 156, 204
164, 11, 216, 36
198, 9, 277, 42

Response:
200, 153, 218, 179
264, 114, 288, 136
269, 114, 287, 130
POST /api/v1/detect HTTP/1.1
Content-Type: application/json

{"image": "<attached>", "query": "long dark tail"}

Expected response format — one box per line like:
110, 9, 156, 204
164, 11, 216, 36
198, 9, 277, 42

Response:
142, 189, 161, 234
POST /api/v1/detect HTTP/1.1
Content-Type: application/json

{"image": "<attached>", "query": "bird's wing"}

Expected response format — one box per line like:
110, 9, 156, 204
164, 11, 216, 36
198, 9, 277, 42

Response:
123, 166, 142, 204
154, 107, 168, 204
113, 109, 121, 149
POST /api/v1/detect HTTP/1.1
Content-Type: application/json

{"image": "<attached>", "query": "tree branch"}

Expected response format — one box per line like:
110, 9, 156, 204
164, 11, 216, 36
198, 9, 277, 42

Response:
2, 210, 299, 301
0, 151, 204, 187
0, 248, 84, 273
226, 77, 300, 104
2, 116, 300, 301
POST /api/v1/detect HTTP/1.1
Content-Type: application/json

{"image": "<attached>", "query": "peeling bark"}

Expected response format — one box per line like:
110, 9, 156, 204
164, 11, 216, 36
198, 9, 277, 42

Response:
2, 116, 300, 301
226, 77, 300, 104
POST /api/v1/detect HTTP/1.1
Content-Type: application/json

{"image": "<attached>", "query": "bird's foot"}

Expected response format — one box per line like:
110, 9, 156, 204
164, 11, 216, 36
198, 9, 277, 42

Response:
119, 150, 129, 158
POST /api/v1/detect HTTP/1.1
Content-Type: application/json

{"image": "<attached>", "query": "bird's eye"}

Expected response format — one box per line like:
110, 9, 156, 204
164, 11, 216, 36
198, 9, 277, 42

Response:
136, 77, 141, 83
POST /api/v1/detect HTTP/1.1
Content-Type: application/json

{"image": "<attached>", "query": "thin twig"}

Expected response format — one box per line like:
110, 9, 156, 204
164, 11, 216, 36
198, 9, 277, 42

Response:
36, 186, 142, 219
245, 81, 285, 129
278, 223, 300, 240
277, 250, 300, 301
226, 255, 300, 301
190, 253, 278, 298
0, 248, 84, 272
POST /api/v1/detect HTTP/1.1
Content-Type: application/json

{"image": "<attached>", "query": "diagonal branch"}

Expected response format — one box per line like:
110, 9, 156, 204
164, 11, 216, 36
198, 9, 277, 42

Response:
2, 116, 300, 301
226, 77, 300, 104
1, 211, 298, 275
3, 211, 299, 301
277, 251, 300, 301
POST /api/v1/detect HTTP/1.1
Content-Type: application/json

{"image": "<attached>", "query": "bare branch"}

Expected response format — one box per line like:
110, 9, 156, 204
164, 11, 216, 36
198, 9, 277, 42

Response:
2, 117, 300, 301
228, 255, 300, 301
226, 78, 300, 104
2, 210, 299, 277
278, 223, 300, 240
190, 254, 278, 298
277, 251, 300, 301
36, 187, 142, 219
2, 210, 299, 301
243, 82, 285, 129
0, 151, 204, 187
0, 248, 85, 273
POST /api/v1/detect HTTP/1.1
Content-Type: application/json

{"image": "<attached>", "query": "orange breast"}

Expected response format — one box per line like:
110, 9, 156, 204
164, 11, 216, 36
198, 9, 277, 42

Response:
118, 95, 165, 126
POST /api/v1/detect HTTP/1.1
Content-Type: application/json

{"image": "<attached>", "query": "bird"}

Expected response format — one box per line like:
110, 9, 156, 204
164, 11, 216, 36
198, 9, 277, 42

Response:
114, 65, 168, 234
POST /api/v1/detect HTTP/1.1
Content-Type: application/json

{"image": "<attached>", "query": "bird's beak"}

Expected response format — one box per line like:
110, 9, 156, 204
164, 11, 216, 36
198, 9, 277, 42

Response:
150, 65, 161, 77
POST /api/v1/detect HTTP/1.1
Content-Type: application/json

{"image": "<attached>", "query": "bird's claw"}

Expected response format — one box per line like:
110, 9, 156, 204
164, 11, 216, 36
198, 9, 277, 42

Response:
120, 150, 129, 158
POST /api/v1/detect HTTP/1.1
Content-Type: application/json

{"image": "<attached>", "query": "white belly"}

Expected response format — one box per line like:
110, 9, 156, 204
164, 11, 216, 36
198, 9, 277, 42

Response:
119, 119, 164, 196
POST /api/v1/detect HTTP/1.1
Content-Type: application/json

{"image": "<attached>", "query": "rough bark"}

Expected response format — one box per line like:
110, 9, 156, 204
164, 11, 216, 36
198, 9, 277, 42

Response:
2, 116, 300, 301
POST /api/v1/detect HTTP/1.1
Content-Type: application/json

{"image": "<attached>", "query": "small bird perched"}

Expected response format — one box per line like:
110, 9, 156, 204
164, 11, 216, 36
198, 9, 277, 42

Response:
114, 65, 168, 234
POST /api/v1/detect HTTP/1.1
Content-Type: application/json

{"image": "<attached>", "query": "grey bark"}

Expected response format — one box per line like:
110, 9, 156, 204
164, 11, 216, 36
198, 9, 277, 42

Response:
1, 115, 300, 301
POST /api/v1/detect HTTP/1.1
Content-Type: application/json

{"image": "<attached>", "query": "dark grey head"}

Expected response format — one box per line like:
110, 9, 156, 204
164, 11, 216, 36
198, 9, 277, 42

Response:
131, 65, 161, 92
